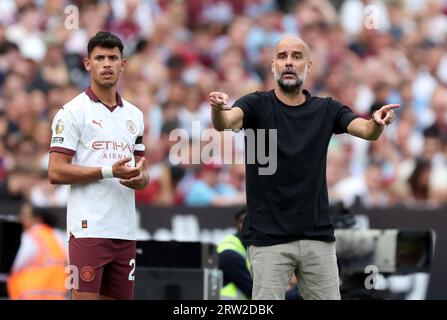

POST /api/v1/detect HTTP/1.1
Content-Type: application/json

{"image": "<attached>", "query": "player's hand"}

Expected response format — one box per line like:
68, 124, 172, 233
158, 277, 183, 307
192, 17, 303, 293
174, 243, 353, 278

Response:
209, 92, 231, 111
119, 157, 149, 190
373, 104, 400, 126
112, 157, 142, 180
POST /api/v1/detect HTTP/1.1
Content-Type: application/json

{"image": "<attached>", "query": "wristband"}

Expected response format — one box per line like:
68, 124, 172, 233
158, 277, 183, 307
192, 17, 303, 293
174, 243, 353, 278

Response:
101, 166, 114, 179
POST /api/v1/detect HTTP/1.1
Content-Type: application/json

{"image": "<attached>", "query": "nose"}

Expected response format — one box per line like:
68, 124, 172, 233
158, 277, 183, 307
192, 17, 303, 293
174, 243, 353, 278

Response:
103, 57, 112, 68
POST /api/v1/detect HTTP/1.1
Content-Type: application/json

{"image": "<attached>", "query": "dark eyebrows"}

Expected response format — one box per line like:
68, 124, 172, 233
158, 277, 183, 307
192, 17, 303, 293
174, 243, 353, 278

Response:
93, 54, 120, 59
290, 50, 304, 57
276, 51, 287, 58
276, 50, 304, 57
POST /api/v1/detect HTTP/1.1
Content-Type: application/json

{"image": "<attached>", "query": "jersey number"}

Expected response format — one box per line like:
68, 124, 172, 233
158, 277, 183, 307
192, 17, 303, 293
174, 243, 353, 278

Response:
128, 259, 136, 281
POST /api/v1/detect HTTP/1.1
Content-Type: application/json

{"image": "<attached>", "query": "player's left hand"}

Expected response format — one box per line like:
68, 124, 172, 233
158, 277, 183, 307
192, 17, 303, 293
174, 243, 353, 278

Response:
374, 104, 400, 126
119, 157, 150, 190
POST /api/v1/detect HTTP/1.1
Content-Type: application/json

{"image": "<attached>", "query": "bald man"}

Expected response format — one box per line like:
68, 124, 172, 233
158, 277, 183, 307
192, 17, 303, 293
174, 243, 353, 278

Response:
209, 36, 398, 300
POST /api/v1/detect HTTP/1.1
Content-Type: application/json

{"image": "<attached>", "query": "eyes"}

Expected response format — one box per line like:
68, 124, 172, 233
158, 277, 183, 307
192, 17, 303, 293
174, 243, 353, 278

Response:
277, 52, 304, 60
94, 55, 120, 62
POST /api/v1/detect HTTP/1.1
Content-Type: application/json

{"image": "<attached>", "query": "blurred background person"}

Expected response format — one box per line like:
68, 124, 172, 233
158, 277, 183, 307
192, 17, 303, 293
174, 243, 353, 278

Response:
217, 207, 301, 300
7, 202, 67, 300
185, 163, 246, 207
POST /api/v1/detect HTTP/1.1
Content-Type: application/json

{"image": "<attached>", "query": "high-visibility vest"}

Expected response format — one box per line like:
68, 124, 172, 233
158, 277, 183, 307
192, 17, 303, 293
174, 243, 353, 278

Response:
7, 224, 68, 300
217, 234, 250, 300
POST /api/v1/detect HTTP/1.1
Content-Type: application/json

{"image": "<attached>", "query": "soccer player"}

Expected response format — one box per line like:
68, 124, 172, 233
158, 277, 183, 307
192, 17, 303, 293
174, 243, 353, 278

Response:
48, 31, 149, 300
209, 35, 398, 300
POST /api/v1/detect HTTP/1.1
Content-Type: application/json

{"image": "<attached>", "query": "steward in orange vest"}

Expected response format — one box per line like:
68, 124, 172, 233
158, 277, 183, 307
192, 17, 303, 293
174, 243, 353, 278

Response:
7, 203, 68, 300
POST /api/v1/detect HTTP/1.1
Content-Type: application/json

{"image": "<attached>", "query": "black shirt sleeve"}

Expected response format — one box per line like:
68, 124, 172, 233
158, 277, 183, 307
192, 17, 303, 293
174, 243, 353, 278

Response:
218, 250, 253, 298
329, 98, 359, 134
232, 93, 259, 130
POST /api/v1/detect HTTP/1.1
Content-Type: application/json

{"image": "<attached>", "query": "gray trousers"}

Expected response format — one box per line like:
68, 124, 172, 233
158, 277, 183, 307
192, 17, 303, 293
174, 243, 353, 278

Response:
248, 240, 341, 300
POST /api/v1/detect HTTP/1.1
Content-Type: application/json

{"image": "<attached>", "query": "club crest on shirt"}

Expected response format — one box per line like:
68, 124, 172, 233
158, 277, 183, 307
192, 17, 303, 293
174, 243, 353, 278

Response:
80, 266, 95, 282
126, 120, 137, 134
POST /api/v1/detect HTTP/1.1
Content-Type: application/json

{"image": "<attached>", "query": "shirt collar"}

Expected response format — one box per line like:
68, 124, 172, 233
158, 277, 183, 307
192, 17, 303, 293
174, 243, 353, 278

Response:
85, 87, 123, 109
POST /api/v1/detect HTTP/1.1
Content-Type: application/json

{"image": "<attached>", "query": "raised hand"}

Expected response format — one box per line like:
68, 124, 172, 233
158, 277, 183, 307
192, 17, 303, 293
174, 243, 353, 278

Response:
209, 92, 231, 111
373, 104, 400, 126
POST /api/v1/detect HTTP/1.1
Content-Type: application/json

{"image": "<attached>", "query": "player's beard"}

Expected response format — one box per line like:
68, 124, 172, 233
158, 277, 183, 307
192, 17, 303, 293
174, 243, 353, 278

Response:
95, 70, 120, 89
274, 65, 307, 94
96, 77, 118, 89
98, 81, 116, 89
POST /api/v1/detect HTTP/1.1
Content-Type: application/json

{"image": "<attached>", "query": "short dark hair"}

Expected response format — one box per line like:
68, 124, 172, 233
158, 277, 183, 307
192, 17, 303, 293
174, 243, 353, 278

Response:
32, 206, 58, 229
87, 31, 124, 57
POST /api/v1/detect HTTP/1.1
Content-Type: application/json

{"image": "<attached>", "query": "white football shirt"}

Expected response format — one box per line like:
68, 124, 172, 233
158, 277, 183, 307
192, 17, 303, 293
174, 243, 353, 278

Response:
50, 88, 145, 240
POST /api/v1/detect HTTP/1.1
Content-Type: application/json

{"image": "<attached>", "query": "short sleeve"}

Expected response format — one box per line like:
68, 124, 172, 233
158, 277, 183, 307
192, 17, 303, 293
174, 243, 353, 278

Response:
232, 93, 259, 130
134, 112, 145, 157
49, 108, 80, 156
330, 98, 359, 134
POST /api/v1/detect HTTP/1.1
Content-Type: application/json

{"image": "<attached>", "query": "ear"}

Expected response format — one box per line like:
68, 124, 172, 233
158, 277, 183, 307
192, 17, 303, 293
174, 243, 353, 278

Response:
121, 59, 127, 72
271, 59, 275, 75
83, 57, 91, 72
306, 60, 312, 75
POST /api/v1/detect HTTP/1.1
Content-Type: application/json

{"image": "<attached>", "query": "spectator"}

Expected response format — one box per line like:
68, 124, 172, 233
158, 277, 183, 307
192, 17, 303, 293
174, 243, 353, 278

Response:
7, 202, 67, 300
185, 163, 245, 207
407, 159, 437, 208
333, 160, 392, 208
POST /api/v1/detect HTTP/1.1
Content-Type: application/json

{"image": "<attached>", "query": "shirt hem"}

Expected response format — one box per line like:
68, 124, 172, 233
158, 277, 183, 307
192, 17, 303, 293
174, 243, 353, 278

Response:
244, 235, 336, 247
68, 230, 137, 241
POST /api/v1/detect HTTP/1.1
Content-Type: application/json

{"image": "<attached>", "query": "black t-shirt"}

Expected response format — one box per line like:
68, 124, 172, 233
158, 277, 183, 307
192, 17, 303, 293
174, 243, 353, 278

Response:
234, 89, 359, 246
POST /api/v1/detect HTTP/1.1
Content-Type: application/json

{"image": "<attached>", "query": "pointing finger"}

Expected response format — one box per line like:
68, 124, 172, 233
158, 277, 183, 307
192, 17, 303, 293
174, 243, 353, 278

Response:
382, 104, 400, 111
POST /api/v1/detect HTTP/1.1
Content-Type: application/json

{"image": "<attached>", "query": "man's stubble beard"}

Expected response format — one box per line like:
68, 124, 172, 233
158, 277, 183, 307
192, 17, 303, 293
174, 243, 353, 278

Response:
95, 78, 118, 89
274, 65, 308, 95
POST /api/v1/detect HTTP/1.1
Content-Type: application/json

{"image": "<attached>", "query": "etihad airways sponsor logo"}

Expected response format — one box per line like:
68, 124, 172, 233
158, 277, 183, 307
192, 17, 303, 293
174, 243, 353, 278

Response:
91, 141, 135, 153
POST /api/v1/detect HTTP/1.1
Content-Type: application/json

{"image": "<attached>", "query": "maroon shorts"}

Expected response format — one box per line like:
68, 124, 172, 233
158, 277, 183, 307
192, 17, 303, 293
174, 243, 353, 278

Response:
69, 234, 136, 300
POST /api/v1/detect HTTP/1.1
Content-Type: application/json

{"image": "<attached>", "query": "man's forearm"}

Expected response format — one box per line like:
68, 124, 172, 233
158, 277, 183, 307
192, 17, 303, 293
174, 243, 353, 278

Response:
48, 161, 103, 184
211, 109, 230, 131
348, 118, 385, 141
366, 118, 384, 140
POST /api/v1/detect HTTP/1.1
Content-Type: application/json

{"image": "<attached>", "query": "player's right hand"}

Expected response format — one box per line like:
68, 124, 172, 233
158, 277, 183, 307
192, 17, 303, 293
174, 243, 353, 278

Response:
112, 157, 141, 179
209, 92, 231, 111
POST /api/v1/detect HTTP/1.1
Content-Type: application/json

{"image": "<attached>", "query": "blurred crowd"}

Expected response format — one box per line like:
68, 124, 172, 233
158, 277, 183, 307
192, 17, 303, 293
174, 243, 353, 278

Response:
0, 0, 446, 209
